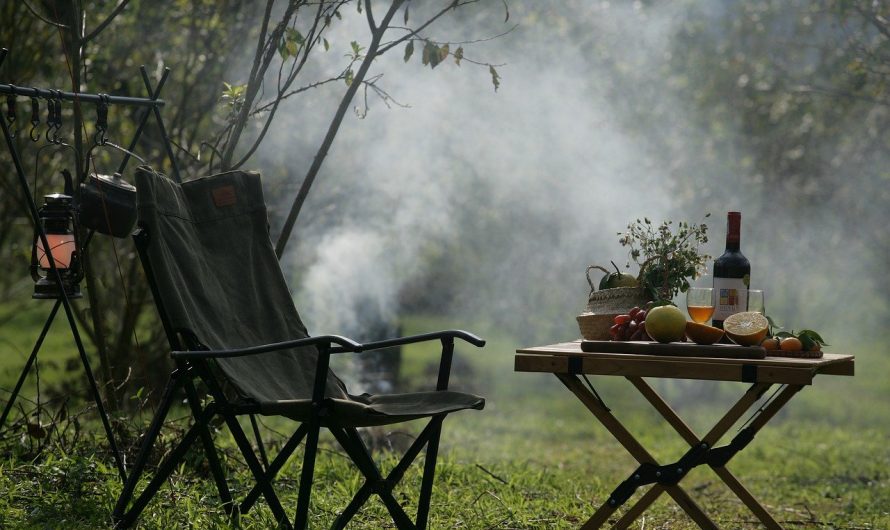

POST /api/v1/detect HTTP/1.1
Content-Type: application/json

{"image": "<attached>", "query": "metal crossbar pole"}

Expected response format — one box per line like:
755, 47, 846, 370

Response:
0, 83, 164, 108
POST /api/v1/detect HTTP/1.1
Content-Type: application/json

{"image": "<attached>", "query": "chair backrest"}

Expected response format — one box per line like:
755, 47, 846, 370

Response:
134, 166, 347, 402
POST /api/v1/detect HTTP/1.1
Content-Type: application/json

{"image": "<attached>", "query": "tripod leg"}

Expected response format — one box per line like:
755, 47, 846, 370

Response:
64, 301, 127, 482
0, 300, 61, 431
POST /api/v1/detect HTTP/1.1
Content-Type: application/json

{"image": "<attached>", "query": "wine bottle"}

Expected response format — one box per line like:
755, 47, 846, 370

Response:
712, 211, 750, 329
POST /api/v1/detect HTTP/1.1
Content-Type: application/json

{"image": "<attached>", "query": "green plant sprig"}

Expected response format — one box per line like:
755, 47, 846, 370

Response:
618, 215, 711, 302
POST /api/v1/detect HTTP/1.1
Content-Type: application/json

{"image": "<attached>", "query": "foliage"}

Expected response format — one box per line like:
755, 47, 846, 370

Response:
618, 216, 711, 301
0, 0, 509, 409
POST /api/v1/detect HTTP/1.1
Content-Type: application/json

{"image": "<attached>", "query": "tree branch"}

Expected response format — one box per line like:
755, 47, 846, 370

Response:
83, 0, 132, 44
377, 0, 470, 55
275, 0, 405, 257
22, 0, 69, 28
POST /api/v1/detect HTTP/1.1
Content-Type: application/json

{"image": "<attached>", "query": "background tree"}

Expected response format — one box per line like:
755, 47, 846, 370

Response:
0, 0, 508, 409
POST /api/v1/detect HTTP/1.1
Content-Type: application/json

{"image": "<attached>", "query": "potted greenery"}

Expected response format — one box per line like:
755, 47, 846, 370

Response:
618, 216, 711, 303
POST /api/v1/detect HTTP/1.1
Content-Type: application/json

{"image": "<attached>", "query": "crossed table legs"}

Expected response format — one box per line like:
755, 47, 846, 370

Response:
557, 374, 803, 529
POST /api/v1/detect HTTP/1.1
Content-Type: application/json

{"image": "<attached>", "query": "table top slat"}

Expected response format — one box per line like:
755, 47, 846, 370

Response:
516, 341, 853, 371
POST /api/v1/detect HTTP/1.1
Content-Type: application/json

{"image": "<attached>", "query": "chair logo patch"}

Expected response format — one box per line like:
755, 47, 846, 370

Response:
212, 185, 237, 207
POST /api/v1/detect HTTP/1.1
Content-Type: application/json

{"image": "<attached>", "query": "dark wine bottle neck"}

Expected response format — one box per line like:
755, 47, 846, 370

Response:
725, 240, 740, 252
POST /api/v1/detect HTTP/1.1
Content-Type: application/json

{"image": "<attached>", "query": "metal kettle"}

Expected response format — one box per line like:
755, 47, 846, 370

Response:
78, 171, 137, 238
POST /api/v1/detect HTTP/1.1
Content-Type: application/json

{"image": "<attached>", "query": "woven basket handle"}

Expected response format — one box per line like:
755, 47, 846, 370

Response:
585, 265, 610, 295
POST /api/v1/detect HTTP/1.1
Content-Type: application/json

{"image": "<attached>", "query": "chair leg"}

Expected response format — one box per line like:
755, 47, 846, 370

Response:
113, 373, 182, 526
250, 413, 271, 469
332, 427, 416, 530
114, 403, 212, 529
183, 378, 233, 513
241, 423, 309, 515
224, 414, 294, 529
415, 416, 445, 530
294, 420, 321, 530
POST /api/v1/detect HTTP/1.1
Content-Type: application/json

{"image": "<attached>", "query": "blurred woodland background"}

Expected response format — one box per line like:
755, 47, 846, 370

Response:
0, 0, 888, 434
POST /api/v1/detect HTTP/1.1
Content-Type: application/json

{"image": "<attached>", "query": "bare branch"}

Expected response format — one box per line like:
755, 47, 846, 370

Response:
83, 0, 132, 44
22, 0, 69, 28
365, 0, 376, 32
854, 5, 890, 42
275, 0, 405, 257
377, 0, 474, 55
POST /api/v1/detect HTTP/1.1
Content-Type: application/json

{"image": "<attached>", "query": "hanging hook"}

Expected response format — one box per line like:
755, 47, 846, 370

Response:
52, 91, 63, 145
44, 91, 57, 143
5, 88, 17, 139
94, 93, 109, 146
29, 95, 40, 142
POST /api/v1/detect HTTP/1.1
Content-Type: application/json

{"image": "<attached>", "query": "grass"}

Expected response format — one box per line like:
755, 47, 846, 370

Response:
0, 305, 888, 529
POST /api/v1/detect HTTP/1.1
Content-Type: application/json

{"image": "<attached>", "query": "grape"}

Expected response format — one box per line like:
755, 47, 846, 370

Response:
628, 307, 641, 319
614, 314, 631, 325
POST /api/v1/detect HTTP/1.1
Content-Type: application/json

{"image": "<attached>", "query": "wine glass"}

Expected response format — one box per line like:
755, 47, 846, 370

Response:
748, 289, 765, 314
686, 287, 715, 324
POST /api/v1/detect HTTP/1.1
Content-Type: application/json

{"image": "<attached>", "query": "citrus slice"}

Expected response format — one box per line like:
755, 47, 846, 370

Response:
685, 321, 724, 345
723, 312, 769, 346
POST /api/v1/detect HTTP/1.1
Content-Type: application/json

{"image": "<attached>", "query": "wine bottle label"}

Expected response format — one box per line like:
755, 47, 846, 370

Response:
712, 277, 748, 321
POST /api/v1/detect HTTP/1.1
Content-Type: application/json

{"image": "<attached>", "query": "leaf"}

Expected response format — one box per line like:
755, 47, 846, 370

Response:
489, 65, 501, 91
422, 41, 436, 66
798, 329, 828, 345
502, 0, 510, 22
351, 41, 362, 55
404, 3, 410, 24
286, 28, 305, 45
345, 69, 354, 86
404, 40, 414, 63
323, 38, 330, 51
454, 46, 464, 66
438, 43, 450, 63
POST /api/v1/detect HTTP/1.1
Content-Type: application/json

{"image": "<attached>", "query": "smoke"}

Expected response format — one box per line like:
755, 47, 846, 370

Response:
250, 1, 886, 374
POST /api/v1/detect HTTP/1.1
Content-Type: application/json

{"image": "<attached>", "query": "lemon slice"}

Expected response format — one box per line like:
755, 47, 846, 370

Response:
723, 312, 769, 346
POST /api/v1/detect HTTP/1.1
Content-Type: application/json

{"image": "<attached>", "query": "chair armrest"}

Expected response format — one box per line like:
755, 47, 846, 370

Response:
353, 329, 486, 352
170, 334, 362, 360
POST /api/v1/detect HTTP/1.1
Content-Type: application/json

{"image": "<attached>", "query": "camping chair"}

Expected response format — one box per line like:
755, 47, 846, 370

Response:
112, 167, 485, 529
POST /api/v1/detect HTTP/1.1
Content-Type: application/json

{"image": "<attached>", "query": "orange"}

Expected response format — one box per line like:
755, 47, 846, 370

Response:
760, 337, 780, 350
685, 322, 724, 345
780, 337, 803, 351
723, 312, 769, 346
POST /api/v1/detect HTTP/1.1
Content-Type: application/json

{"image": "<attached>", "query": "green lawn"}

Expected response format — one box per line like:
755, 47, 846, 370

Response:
0, 307, 887, 529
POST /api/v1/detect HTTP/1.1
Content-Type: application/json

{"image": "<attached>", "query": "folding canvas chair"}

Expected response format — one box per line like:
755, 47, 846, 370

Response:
112, 167, 485, 529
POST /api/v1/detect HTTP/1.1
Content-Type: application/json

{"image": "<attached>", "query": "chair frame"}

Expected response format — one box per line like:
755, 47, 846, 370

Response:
112, 229, 485, 529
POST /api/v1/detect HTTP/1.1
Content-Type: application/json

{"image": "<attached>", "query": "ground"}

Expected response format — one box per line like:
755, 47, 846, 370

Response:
0, 309, 887, 529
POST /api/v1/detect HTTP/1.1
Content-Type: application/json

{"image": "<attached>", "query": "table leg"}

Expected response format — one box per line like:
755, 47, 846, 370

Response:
628, 377, 802, 530
558, 374, 717, 530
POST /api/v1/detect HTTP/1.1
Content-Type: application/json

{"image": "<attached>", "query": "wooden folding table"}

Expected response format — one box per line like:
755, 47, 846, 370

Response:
514, 341, 854, 529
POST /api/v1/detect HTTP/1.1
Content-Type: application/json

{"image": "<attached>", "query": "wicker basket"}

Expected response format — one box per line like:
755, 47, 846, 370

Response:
586, 286, 649, 314
576, 313, 616, 340
584, 265, 649, 314
577, 266, 650, 340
